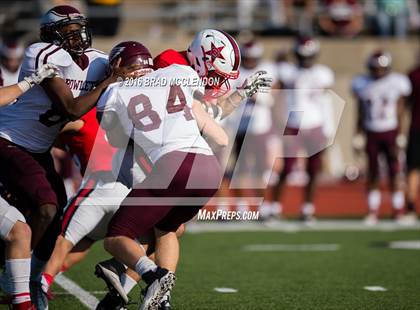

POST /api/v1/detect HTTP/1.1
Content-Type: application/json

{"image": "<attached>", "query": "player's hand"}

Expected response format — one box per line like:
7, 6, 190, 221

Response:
237, 70, 273, 98
24, 63, 60, 87
108, 58, 142, 82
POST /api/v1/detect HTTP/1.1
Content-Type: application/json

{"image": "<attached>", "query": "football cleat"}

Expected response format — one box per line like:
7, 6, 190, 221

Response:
158, 291, 171, 310
363, 213, 379, 226
96, 292, 128, 310
140, 267, 176, 310
30, 280, 48, 310
95, 259, 128, 305
396, 212, 418, 226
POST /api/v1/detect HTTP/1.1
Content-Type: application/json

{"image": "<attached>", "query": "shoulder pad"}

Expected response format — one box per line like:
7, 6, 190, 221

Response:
26, 43, 72, 69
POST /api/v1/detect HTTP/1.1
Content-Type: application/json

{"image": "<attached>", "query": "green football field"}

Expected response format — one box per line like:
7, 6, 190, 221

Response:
47, 225, 420, 310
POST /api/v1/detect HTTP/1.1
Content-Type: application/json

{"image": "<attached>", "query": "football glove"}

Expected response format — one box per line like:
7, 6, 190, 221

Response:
237, 70, 273, 98
18, 63, 60, 92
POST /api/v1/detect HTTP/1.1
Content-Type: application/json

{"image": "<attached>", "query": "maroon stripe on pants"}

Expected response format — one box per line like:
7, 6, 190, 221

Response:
61, 179, 96, 235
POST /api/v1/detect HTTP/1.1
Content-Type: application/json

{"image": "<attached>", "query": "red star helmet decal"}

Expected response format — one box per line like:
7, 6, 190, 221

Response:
205, 42, 225, 62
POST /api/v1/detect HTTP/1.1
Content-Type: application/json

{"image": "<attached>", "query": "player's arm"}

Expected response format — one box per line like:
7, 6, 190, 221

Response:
0, 63, 59, 107
192, 100, 228, 147
42, 59, 139, 120
397, 96, 406, 134
97, 110, 129, 148
198, 70, 272, 120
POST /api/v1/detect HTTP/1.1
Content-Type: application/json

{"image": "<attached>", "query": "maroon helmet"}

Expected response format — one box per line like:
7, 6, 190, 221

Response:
294, 36, 320, 58
40, 5, 91, 57
109, 41, 153, 75
367, 50, 392, 70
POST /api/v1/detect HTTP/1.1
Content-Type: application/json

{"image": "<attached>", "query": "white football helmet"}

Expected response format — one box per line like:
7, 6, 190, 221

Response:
187, 29, 241, 98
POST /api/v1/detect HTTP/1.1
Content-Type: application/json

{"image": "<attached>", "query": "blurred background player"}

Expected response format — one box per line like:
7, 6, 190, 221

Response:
352, 50, 411, 225
0, 40, 24, 87
224, 34, 279, 217
404, 54, 420, 223
265, 35, 334, 222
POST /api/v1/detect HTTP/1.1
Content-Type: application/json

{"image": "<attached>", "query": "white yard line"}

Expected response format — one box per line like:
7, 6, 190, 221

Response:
243, 243, 340, 252
55, 274, 99, 310
364, 286, 387, 292
186, 219, 420, 233
53, 291, 107, 295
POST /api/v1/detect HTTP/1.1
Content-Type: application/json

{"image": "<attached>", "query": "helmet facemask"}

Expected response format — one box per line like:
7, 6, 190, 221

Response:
41, 16, 92, 57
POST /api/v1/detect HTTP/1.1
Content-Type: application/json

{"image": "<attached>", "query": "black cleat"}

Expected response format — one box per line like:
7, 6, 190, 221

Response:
140, 267, 176, 310
96, 292, 127, 310
95, 259, 129, 304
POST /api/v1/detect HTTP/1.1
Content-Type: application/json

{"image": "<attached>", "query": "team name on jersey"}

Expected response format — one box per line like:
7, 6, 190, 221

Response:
65, 79, 98, 91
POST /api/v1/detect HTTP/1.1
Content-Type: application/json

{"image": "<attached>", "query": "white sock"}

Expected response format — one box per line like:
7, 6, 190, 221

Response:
302, 202, 315, 216
392, 191, 405, 210
6, 258, 31, 304
120, 273, 137, 294
368, 190, 381, 212
270, 202, 282, 216
236, 199, 249, 212
135, 256, 157, 277
259, 201, 272, 218
30, 254, 47, 282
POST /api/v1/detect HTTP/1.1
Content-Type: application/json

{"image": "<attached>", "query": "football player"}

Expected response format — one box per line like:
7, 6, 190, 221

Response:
265, 36, 335, 222
0, 40, 24, 86
352, 51, 411, 225
38, 44, 153, 309
0, 62, 58, 310
0, 5, 137, 309
404, 58, 420, 223
98, 41, 228, 310
97, 31, 271, 310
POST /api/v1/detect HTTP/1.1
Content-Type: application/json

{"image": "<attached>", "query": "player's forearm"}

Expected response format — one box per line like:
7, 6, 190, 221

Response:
217, 90, 244, 119
396, 97, 405, 134
0, 84, 24, 107
67, 77, 113, 120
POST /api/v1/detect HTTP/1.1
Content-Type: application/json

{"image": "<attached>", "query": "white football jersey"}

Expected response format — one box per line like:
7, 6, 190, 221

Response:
97, 64, 212, 164
0, 43, 108, 153
352, 72, 411, 132
0, 64, 20, 86
278, 64, 334, 129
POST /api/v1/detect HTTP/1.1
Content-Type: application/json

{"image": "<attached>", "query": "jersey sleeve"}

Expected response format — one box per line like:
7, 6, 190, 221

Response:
351, 75, 366, 98
20, 43, 72, 79
395, 74, 412, 97
97, 84, 121, 113
316, 65, 334, 88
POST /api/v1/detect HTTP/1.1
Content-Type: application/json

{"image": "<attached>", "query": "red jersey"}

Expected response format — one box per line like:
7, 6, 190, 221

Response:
408, 66, 420, 131
60, 108, 115, 176
153, 49, 188, 69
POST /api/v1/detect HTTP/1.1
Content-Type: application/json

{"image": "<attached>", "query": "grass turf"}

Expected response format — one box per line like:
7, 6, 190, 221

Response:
49, 229, 420, 310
